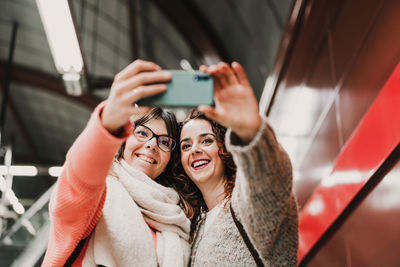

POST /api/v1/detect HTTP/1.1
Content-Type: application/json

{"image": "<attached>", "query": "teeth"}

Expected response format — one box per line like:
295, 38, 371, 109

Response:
193, 160, 209, 168
138, 154, 155, 164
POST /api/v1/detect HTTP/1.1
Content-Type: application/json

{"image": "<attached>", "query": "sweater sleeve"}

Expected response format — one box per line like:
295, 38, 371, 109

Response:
42, 102, 133, 267
227, 116, 299, 266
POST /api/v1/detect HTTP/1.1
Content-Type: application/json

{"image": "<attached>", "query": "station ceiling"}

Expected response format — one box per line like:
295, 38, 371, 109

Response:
0, 0, 293, 200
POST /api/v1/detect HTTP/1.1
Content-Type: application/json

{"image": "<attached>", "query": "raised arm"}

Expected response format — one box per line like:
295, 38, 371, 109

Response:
44, 103, 129, 266
43, 60, 172, 266
227, 118, 298, 265
198, 62, 298, 265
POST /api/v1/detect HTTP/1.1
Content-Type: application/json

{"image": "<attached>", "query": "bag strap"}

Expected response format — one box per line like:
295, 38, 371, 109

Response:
230, 204, 264, 267
63, 236, 89, 267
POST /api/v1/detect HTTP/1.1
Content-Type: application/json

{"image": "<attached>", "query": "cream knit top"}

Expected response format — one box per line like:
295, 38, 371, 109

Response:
190, 117, 299, 267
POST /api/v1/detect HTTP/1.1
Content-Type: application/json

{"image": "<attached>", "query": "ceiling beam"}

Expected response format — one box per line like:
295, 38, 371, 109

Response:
151, 0, 226, 65
0, 62, 100, 109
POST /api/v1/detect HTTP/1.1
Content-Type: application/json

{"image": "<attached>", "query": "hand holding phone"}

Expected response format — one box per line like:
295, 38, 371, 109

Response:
138, 70, 214, 107
197, 62, 261, 143
102, 60, 169, 132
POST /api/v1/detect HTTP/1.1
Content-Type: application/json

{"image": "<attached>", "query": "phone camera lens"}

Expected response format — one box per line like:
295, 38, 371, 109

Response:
194, 75, 209, 81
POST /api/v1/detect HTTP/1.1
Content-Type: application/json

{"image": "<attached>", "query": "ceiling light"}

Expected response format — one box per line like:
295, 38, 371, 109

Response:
4, 188, 25, 214
0, 165, 38, 176
5, 188, 18, 203
48, 166, 63, 177
180, 59, 194, 71
63, 72, 86, 96
0, 175, 6, 192
13, 202, 25, 215
36, 0, 87, 95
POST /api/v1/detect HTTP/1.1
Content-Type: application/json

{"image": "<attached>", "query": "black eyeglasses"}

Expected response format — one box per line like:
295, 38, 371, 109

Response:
133, 124, 176, 152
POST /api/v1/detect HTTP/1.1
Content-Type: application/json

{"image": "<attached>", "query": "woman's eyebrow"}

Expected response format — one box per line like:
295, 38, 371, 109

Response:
180, 132, 215, 143
180, 137, 191, 143
200, 133, 215, 137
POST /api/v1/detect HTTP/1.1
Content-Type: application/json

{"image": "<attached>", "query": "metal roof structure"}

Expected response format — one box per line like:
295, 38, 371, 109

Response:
0, 0, 293, 265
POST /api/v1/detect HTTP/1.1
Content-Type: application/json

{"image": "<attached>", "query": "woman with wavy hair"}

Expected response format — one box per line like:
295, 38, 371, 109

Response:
174, 62, 299, 266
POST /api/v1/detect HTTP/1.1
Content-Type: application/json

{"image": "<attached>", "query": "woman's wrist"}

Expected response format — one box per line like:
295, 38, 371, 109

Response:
100, 108, 125, 136
231, 115, 262, 144
108, 126, 125, 137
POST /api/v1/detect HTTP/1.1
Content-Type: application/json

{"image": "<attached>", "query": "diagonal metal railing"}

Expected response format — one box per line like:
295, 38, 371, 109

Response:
1, 183, 54, 267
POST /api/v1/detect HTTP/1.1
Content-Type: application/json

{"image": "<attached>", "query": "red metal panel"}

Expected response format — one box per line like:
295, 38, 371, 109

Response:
306, 158, 400, 266
298, 61, 400, 261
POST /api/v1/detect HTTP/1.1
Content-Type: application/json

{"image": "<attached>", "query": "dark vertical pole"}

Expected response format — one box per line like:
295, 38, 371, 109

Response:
127, 0, 139, 60
80, 0, 86, 35
91, 0, 99, 75
0, 22, 18, 148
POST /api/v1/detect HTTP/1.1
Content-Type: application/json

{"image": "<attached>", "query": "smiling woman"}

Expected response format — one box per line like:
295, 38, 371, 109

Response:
178, 111, 235, 212
41, 60, 191, 267
173, 62, 298, 267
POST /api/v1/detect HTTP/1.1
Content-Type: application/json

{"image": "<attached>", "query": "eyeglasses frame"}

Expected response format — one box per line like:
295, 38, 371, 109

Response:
133, 124, 176, 152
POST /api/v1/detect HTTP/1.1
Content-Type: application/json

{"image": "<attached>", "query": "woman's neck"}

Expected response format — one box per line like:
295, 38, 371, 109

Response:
197, 177, 226, 211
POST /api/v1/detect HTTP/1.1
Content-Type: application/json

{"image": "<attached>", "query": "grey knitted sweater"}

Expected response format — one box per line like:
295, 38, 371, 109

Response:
190, 117, 298, 267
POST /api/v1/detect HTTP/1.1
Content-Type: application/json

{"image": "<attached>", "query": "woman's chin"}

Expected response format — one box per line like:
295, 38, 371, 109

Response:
127, 160, 159, 179
189, 172, 212, 185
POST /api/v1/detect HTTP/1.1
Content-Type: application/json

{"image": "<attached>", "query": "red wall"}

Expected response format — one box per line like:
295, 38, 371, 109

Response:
267, 0, 400, 265
299, 61, 400, 264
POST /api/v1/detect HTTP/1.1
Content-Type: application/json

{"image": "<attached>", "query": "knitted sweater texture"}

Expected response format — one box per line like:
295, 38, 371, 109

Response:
190, 117, 298, 267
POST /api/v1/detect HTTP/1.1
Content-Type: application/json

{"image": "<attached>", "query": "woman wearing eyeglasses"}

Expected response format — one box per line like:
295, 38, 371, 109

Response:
42, 60, 190, 267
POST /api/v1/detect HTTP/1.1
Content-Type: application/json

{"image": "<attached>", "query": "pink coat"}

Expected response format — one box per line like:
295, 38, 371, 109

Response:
42, 103, 157, 266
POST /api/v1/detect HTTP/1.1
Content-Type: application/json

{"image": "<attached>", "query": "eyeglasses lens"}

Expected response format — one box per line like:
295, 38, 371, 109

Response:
134, 125, 175, 152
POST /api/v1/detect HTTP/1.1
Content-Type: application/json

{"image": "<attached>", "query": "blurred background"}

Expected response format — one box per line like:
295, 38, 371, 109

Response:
0, 0, 399, 266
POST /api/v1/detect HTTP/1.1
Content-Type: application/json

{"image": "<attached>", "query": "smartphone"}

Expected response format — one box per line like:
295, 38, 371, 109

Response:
137, 70, 214, 107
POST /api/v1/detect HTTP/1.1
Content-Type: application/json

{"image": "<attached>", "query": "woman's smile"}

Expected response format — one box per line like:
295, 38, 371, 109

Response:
191, 159, 211, 170
136, 153, 157, 164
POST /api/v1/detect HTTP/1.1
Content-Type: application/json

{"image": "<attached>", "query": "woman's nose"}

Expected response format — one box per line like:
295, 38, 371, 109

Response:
191, 143, 203, 154
145, 137, 158, 150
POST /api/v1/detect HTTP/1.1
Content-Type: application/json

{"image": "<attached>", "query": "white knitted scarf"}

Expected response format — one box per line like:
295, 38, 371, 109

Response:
82, 160, 190, 267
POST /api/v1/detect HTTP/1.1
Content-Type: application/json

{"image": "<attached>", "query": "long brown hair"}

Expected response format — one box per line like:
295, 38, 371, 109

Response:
172, 109, 237, 241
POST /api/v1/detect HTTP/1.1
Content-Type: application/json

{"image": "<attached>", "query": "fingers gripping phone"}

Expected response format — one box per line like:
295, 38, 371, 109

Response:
137, 70, 214, 107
